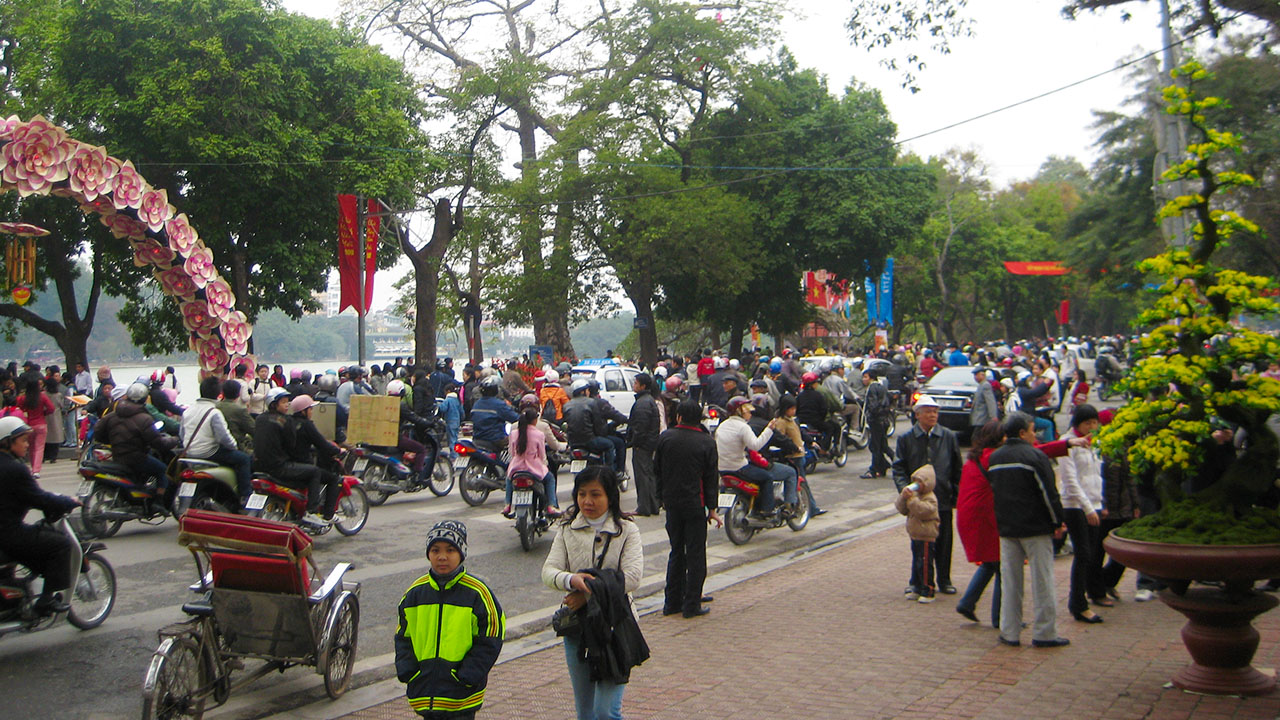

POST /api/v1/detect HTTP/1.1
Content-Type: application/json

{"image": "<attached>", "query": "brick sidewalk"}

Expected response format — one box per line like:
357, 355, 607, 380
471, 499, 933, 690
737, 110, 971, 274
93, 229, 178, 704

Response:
342, 523, 1280, 720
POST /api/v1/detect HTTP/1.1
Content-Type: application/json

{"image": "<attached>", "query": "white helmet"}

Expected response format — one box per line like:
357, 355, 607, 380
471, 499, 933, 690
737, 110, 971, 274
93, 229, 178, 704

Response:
728, 359, 740, 370
713, 356, 728, 369
570, 379, 591, 396
544, 369, 560, 384
386, 379, 406, 396
126, 382, 150, 403
0, 416, 32, 444
265, 387, 290, 406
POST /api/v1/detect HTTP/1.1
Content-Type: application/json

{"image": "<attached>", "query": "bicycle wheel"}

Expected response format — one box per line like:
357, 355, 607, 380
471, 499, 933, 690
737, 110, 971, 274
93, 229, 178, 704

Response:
141, 636, 206, 720
322, 592, 360, 699
67, 553, 116, 629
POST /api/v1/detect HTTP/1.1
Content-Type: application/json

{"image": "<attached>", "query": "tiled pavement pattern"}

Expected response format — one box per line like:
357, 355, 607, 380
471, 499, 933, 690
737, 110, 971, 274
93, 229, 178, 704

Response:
338, 523, 1280, 720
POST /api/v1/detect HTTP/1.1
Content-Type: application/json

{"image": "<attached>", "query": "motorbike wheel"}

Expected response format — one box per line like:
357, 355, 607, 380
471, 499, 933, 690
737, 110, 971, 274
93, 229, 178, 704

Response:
428, 462, 455, 497
141, 636, 206, 720
334, 486, 370, 536
322, 592, 359, 699
67, 553, 116, 629
886, 409, 898, 437
459, 463, 493, 507
190, 493, 233, 515
833, 432, 849, 467
363, 465, 392, 506
516, 509, 535, 552
723, 496, 756, 546
80, 486, 123, 539
1098, 384, 1113, 402
261, 497, 291, 524
787, 486, 813, 532
849, 428, 869, 451
804, 455, 816, 475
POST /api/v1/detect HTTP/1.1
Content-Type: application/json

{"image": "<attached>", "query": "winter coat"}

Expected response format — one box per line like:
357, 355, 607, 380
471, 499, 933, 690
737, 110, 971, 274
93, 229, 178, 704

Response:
970, 381, 998, 428
470, 397, 518, 446
714, 415, 773, 473
252, 410, 297, 474
987, 438, 1064, 538
542, 512, 643, 596
94, 399, 178, 468
577, 567, 650, 684
539, 385, 570, 421
563, 396, 605, 446
957, 449, 999, 564
508, 423, 550, 479
895, 465, 940, 541
627, 392, 660, 451
45, 387, 67, 445
654, 424, 719, 512
891, 423, 963, 510
1058, 427, 1104, 514
216, 399, 255, 455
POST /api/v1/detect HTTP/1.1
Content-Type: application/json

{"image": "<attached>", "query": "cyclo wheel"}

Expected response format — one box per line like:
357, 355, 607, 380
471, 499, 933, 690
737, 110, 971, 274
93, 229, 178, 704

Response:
67, 552, 116, 629
142, 635, 206, 720
723, 495, 755, 546
363, 464, 391, 506
334, 486, 370, 536
80, 486, 123, 539
322, 592, 360, 699
787, 485, 813, 532
428, 462, 454, 497
459, 462, 492, 507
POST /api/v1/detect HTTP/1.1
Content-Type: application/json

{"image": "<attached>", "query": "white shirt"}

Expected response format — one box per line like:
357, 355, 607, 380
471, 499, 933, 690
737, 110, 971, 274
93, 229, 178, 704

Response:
714, 415, 773, 472
180, 398, 237, 458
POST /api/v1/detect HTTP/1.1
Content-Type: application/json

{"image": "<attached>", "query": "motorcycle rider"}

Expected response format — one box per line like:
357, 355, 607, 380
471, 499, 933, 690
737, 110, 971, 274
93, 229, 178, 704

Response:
217, 379, 254, 454
748, 378, 776, 419
587, 380, 629, 481
429, 357, 455, 398
254, 387, 332, 526
502, 403, 561, 520
1095, 347, 1122, 385
288, 395, 344, 513
562, 379, 615, 471
0, 417, 80, 614
315, 373, 340, 404
701, 356, 731, 410
93, 382, 181, 502
386, 379, 437, 480
821, 359, 861, 429
181, 376, 253, 505
470, 375, 519, 452
796, 372, 840, 454
537, 369, 569, 421
716, 395, 798, 517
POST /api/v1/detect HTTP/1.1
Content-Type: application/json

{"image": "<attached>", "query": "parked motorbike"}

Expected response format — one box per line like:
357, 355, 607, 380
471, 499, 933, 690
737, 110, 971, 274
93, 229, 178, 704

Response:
454, 439, 508, 507
76, 443, 174, 538
0, 515, 116, 639
510, 470, 553, 552
245, 469, 369, 536
347, 438, 454, 506
174, 457, 242, 516
717, 469, 813, 545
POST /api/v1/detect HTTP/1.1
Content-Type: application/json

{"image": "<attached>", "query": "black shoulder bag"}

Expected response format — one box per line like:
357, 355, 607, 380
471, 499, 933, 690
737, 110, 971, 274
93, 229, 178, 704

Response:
552, 532, 613, 637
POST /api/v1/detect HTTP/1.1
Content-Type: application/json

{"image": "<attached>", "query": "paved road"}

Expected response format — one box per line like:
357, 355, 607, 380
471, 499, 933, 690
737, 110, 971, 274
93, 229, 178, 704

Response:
1, 421, 910, 720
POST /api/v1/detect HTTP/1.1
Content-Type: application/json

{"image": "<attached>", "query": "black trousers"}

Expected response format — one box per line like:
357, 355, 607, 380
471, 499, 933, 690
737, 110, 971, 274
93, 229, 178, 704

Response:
663, 504, 709, 614
934, 509, 954, 587
270, 462, 336, 515
0, 523, 74, 593
1064, 508, 1106, 614
632, 447, 660, 515
867, 418, 891, 474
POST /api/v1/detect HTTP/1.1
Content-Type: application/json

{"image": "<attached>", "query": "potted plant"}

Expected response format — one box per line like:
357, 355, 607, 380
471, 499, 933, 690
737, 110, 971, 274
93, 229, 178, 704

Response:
1099, 60, 1280, 696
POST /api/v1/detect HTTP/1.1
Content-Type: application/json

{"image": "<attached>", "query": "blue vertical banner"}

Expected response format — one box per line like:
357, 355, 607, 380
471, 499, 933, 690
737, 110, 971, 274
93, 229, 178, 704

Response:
864, 276, 877, 324
878, 257, 894, 326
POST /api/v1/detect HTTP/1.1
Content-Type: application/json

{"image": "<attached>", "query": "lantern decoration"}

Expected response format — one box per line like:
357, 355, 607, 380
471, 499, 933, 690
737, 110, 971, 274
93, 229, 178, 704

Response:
0, 221, 49, 305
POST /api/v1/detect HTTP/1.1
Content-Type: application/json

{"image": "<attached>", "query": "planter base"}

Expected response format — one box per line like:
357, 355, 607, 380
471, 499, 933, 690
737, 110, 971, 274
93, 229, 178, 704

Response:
1161, 588, 1278, 696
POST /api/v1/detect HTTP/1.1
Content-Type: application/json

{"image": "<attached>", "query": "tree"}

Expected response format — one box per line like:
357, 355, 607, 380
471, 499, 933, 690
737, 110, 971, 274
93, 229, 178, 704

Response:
1, 0, 427, 357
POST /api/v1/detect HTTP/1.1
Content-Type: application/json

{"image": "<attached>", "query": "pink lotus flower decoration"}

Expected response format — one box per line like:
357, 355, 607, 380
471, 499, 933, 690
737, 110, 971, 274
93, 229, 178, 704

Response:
101, 212, 147, 241
203, 278, 235, 321
180, 300, 220, 334
137, 188, 174, 233
132, 238, 175, 268
183, 246, 217, 288
220, 311, 252, 356
0, 222, 50, 237
156, 265, 197, 300
111, 161, 147, 211
164, 214, 200, 256
0, 116, 20, 138
79, 197, 116, 218
1, 116, 77, 197
194, 334, 230, 372
66, 145, 121, 203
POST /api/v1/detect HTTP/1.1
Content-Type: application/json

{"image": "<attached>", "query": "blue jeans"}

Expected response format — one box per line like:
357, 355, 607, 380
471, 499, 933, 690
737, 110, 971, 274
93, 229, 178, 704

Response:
138, 454, 171, 491
504, 471, 557, 508
735, 462, 798, 514
564, 635, 625, 720
957, 561, 1001, 626
585, 436, 616, 473
606, 434, 626, 474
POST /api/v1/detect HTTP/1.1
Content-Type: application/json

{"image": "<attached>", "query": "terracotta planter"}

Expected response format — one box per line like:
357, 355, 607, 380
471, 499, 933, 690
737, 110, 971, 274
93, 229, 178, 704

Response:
1104, 533, 1280, 696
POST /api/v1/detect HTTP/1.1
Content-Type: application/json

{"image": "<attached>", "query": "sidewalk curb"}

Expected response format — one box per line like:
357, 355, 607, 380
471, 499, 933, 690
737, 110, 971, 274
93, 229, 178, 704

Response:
240, 503, 902, 720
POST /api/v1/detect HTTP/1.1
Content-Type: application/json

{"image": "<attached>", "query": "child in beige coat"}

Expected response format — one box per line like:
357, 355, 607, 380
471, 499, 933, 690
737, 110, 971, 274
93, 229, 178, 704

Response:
895, 465, 940, 602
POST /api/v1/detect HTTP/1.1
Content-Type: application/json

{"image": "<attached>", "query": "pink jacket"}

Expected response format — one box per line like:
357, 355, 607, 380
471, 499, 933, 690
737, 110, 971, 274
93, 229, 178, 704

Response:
507, 423, 549, 478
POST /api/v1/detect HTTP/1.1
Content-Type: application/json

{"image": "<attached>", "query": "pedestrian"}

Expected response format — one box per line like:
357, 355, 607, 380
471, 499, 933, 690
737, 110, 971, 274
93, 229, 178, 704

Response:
858, 367, 892, 479
541, 467, 645, 720
955, 420, 1004, 627
439, 382, 463, 459
891, 395, 962, 595
16, 373, 55, 477
1058, 403, 1108, 624
655, 399, 722, 618
395, 520, 505, 720
970, 367, 998, 430
628, 373, 661, 516
1067, 369, 1090, 414
988, 412, 1070, 648
896, 464, 941, 603
42, 376, 67, 465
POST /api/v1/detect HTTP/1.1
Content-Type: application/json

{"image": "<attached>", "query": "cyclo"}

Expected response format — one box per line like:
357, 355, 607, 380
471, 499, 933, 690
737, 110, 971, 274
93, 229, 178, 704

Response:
141, 509, 360, 719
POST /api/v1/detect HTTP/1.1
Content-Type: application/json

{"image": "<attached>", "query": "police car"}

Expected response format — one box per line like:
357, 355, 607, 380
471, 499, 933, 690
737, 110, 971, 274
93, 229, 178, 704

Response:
568, 360, 643, 416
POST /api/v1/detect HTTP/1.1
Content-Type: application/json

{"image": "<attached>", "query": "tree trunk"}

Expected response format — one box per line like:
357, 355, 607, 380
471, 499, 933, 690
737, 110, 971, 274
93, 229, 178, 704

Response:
229, 242, 252, 354
622, 281, 658, 370
401, 198, 455, 366
727, 316, 745, 357
466, 240, 484, 366
0, 234, 100, 370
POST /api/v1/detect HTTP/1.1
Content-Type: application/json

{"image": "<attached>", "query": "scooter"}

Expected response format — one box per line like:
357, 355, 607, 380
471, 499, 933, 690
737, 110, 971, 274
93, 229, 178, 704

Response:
800, 416, 854, 474
347, 435, 454, 506
244, 469, 369, 536
76, 443, 174, 538
717, 469, 813, 546
454, 439, 508, 507
510, 470, 553, 552
0, 515, 116, 638
564, 443, 630, 492
174, 457, 242, 515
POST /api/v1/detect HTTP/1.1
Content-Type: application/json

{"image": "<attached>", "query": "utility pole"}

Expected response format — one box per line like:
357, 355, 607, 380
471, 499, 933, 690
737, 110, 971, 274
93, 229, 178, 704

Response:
1154, 0, 1193, 249
356, 194, 367, 367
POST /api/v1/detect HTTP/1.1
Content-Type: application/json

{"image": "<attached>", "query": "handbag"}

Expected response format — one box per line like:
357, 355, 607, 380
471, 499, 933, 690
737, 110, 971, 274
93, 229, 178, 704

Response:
552, 532, 613, 637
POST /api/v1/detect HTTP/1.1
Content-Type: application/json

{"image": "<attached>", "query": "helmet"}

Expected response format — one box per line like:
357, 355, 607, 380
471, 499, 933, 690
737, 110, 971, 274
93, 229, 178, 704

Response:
570, 379, 591, 396
520, 393, 540, 409
1015, 369, 1033, 385
126, 382, 150, 403
654, 365, 668, 377
665, 376, 684, 393
435, 358, 448, 370
386, 380, 406, 396
713, 356, 728, 370
0, 416, 32, 444
289, 369, 302, 380
480, 375, 502, 389
1098, 346, 1114, 354
318, 375, 339, 393
586, 379, 601, 394
769, 360, 782, 373
963, 344, 973, 353
290, 395, 316, 414
150, 370, 166, 384
543, 369, 560, 384
749, 378, 767, 389
728, 359, 740, 370
801, 371, 819, 385
726, 396, 752, 412
922, 349, 933, 356
556, 362, 572, 375
822, 358, 841, 373
265, 387, 290, 407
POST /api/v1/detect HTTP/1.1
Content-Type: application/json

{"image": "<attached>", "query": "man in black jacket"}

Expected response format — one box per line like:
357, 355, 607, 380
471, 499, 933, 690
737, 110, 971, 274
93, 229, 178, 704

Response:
94, 383, 180, 497
987, 412, 1069, 648
892, 395, 963, 594
628, 374, 662, 516
859, 369, 892, 479
253, 388, 330, 526
654, 399, 721, 618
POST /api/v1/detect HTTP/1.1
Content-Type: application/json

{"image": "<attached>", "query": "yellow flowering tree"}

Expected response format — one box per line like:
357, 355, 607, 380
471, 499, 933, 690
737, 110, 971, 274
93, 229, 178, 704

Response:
1097, 61, 1280, 542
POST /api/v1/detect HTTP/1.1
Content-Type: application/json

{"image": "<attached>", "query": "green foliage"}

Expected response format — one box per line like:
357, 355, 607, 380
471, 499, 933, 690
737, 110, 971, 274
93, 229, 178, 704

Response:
1115, 499, 1280, 544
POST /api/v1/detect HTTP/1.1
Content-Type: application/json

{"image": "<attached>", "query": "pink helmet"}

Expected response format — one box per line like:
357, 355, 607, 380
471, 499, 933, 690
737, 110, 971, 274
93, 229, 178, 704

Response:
665, 376, 684, 392
290, 395, 317, 414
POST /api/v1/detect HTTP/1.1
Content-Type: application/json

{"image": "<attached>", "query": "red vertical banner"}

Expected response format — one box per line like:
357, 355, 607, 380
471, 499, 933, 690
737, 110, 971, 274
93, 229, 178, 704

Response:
362, 198, 379, 314
1057, 299, 1070, 326
337, 194, 359, 314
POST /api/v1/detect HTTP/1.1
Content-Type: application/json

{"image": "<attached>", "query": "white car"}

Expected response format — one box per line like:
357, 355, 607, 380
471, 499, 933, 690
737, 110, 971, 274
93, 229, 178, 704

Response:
568, 362, 642, 417
1066, 343, 1095, 378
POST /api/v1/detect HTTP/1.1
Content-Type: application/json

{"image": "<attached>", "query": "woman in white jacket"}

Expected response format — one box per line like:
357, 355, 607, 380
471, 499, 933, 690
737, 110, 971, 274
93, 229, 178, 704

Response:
542, 466, 643, 720
1058, 404, 1108, 623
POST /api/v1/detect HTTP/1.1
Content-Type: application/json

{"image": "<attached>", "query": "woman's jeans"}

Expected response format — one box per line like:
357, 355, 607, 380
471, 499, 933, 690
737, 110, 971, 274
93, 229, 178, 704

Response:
564, 635, 624, 720
957, 561, 1001, 625
505, 472, 558, 507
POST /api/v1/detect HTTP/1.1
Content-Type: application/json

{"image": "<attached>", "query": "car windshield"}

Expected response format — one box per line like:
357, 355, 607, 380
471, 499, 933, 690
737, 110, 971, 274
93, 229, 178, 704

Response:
928, 367, 978, 386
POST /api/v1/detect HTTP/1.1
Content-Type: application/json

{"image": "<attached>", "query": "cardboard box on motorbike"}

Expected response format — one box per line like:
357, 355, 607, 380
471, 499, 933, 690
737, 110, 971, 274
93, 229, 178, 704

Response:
346, 395, 400, 446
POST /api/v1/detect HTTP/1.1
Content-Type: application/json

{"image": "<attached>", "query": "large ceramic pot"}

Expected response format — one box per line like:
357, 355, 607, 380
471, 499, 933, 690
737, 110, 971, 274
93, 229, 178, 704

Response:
1104, 533, 1280, 696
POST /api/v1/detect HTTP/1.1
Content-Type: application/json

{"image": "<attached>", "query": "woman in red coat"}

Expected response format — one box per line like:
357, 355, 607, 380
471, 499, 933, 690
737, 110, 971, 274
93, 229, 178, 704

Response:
955, 420, 1004, 626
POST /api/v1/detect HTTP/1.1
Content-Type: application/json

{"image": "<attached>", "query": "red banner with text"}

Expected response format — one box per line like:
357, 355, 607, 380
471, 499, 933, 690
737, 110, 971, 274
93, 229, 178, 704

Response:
337, 195, 379, 315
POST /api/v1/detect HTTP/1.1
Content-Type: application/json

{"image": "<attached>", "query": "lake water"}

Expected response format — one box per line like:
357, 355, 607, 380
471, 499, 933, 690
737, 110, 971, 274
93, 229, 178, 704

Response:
106, 361, 339, 403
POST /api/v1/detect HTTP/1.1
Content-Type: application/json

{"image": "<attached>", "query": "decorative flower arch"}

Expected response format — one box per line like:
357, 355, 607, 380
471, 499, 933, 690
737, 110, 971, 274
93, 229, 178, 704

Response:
0, 116, 252, 373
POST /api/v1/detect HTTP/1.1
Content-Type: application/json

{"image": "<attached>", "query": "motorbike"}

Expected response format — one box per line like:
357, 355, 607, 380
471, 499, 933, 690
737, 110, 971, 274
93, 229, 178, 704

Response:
76, 442, 174, 538
245, 468, 369, 536
717, 467, 813, 545
800, 415, 854, 474
454, 439, 509, 507
347, 429, 454, 506
510, 470, 553, 552
174, 457, 242, 516
0, 516, 117, 639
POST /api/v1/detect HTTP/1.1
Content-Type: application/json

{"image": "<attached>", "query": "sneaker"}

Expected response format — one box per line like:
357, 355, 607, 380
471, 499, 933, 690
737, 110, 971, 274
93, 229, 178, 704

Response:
301, 513, 332, 527
1134, 589, 1155, 602
917, 595, 935, 604
904, 591, 920, 601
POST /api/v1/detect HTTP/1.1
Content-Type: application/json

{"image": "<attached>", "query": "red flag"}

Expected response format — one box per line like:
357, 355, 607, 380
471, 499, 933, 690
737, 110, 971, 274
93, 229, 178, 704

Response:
337, 195, 379, 315
805, 271, 828, 307
1057, 299, 1070, 326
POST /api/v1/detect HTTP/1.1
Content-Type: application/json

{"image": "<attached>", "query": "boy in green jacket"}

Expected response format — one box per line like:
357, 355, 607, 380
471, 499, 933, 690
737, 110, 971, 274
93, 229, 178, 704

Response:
396, 520, 505, 719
